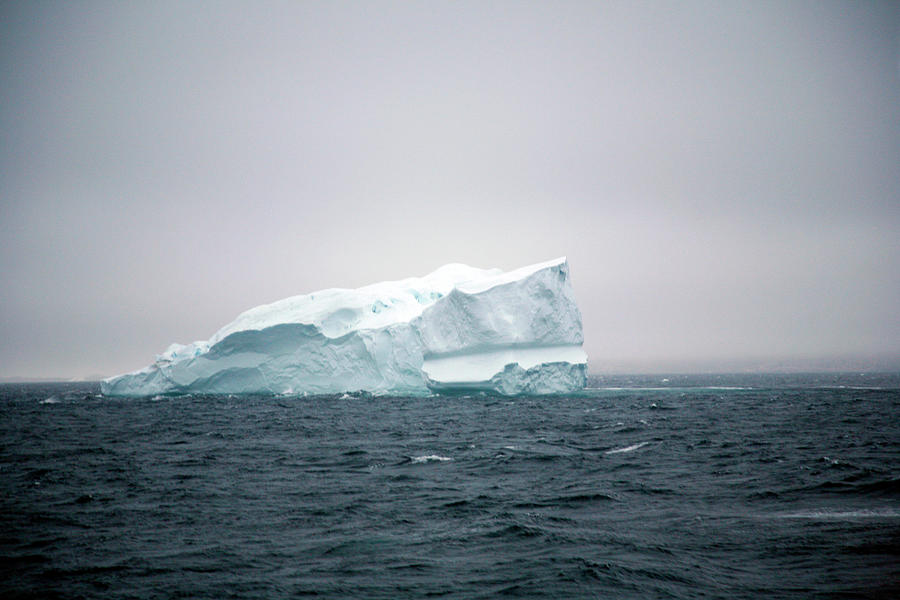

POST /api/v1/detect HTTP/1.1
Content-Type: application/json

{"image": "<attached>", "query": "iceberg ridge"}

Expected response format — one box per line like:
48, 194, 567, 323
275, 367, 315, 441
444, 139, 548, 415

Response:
101, 257, 587, 397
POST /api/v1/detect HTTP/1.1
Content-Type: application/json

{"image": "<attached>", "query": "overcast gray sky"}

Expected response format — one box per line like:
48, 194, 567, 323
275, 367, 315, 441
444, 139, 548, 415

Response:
1, 1, 899, 378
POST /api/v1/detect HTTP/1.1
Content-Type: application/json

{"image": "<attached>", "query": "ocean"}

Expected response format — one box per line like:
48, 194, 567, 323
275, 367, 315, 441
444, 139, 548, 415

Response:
1, 373, 898, 599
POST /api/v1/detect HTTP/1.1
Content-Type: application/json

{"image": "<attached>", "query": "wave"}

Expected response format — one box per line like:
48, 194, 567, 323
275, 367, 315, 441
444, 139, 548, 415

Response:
593, 386, 753, 391
800, 476, 900, 497
776, 508, 900, 519
514, 492, 615, 508
605, 442, 650, 455
409, 455, 452, 464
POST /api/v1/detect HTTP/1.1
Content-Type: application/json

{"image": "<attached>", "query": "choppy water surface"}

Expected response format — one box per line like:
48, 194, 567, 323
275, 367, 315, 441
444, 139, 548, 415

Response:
2, 373, 898, 599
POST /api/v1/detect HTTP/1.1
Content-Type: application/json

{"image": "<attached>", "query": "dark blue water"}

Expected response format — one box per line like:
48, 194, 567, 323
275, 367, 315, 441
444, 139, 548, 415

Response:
2, 373, 898, 599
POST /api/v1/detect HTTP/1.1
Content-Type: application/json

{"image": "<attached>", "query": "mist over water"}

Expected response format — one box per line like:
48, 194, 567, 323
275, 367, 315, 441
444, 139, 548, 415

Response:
2, 374, 898, 598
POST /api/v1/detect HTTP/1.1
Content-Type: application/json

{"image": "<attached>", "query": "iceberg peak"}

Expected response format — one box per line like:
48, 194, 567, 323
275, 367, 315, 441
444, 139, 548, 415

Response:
102, 257, 587, 397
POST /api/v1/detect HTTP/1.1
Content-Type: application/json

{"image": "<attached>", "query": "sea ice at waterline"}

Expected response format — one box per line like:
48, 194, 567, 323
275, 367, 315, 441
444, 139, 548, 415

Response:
101, 257, 587, 396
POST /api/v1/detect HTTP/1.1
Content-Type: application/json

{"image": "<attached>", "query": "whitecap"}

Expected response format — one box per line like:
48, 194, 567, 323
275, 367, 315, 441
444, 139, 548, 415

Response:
605, 441, 650, 455
39, 396, 60, 404
410, 455, 452, 464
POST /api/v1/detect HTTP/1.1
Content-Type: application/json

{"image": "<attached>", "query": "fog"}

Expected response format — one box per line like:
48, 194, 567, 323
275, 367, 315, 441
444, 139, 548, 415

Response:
1, 1, 898, 378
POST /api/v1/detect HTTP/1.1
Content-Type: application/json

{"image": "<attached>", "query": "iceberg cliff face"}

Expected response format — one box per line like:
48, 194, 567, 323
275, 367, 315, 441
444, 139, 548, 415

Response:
101, 257, 587, 396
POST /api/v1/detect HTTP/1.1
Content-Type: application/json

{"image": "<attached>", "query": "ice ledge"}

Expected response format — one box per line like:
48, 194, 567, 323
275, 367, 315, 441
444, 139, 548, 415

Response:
422, 344, 586, 384
426, 361, 587, 396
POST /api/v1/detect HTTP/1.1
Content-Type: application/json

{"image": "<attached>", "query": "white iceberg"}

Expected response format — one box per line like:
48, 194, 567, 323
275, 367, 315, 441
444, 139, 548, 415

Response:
101, 257, 587, 396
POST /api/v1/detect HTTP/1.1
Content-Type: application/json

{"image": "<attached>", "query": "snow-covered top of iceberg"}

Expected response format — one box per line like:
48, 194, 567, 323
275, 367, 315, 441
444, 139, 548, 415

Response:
207, 256, 569, 344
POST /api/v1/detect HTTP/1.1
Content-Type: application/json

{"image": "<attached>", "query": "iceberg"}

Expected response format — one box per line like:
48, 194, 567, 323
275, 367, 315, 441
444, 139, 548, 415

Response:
101, 257, 587, 397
